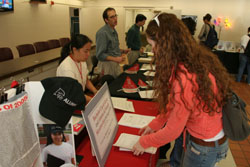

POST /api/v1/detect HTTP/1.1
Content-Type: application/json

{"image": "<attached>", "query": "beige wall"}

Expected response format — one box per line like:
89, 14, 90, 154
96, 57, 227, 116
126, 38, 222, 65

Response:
0, 0, 84, 58
1, 0, 250, 58
81, 0, 250, 48
80, 6, 127, 49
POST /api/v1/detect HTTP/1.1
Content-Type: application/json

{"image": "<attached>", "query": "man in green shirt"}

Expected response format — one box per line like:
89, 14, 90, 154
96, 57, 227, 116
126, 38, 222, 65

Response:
126, 14, 147, 65
96, 7, 130, 78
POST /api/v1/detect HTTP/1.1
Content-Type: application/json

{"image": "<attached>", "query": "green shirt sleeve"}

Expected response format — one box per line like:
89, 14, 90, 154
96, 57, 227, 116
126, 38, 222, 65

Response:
126, 25, 141, 50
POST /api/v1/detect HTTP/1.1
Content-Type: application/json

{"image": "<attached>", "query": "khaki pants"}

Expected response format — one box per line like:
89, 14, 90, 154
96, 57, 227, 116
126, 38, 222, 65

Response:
127, 50, 140, 65
97, 60, 122, 78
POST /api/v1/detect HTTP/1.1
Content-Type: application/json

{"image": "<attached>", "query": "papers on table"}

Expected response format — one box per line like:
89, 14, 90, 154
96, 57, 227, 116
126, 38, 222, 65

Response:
111, 97, 135, 112
146, 81, 153, 87
138, 57, 153, 63
119, 147, 130, 151
140, 64, 155, 71
113, 133, 157, 154
118, 113, 155, 129
145, 52, 154, 56
139, 90, 154, 99
143, 71, 155, 77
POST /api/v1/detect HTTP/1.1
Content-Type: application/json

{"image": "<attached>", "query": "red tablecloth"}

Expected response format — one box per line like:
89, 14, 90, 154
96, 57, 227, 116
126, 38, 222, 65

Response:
76, 99, 159, 167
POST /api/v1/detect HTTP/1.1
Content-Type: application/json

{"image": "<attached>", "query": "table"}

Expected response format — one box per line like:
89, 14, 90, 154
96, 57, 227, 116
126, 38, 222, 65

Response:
0, 48, 61, 80
213, 50, 247, 74
109, 65, 154, 100
110, 50, 245, 100
76, 99, 159, 167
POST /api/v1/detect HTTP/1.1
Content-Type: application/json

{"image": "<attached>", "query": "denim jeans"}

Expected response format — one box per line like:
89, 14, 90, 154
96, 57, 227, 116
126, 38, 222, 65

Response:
182, 138, 228, 167
236, 53, 250, 84
170, 134, 183, 167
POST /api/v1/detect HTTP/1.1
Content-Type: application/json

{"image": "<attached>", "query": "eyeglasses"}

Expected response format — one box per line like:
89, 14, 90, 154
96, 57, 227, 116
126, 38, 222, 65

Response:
109, 14, 118, 19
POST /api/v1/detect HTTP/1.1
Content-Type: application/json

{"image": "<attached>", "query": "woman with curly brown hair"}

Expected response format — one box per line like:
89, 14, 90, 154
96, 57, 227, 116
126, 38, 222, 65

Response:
132, 13, 232, 167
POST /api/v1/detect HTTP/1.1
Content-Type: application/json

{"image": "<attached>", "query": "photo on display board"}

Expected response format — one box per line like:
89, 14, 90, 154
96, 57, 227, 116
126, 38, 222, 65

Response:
37, 123, 76, 167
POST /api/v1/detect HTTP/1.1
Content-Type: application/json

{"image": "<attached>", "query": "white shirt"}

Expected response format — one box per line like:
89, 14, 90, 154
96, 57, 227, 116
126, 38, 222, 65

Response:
240, 34, 250, 53
42, 142, 74, 164
57, 56, 89, 91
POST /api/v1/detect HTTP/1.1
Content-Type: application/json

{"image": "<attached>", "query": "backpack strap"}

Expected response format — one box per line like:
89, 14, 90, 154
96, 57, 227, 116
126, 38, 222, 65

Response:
244, 35, 250, 54
207, 24, 215, 29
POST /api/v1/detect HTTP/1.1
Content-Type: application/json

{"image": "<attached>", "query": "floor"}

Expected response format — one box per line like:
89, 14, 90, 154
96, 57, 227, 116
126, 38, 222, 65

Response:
157, 81, 250, 167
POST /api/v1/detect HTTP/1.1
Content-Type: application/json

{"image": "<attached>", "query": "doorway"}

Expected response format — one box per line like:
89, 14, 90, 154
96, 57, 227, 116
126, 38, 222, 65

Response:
70, 8, 80, 37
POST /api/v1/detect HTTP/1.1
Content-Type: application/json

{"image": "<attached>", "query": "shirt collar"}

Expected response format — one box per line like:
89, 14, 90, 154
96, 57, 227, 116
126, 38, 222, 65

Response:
134, 24, 140, 29
105, 24, 116, 33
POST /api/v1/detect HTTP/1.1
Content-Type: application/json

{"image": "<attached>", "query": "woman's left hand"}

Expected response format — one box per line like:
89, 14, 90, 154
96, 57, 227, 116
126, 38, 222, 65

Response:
132, 141, 145, 156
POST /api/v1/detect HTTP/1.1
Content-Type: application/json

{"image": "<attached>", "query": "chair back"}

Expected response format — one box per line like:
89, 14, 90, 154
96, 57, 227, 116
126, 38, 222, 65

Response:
16, 44, 35, 57
59, 38, 70, 47
89, 55, 99, 79
0, 47, 14, 62
48, 39, 60, 49
33, 41, 50, 53
91, 55, 99, 69
99, 75, 114, 85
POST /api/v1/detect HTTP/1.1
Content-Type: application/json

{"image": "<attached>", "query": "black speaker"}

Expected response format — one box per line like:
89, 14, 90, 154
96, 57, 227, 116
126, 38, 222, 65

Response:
74, 9, 79, 17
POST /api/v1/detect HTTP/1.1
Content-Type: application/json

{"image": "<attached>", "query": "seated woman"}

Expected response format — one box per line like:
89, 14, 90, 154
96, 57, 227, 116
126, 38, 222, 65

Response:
57, 34, 97, 103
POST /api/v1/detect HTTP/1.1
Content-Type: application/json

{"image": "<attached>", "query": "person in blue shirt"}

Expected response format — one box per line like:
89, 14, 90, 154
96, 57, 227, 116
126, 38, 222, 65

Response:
236, 27, 250, 85
126, 14, 147, 65
96, 7, 130, 78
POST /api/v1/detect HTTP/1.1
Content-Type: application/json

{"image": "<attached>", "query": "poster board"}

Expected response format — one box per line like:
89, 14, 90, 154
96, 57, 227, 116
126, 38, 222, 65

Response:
82, 82, 118, 167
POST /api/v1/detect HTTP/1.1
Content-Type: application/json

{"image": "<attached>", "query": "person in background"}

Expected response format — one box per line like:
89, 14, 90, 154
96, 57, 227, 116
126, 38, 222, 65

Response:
198, 13, 212, 44
182, 17, 197, 36
42, 125, 75, 167
236, 27, 250, 85
57, 34, 97, 103
126, 14, 147, 65
96, 7, 130, 78
132, 13, 231, 167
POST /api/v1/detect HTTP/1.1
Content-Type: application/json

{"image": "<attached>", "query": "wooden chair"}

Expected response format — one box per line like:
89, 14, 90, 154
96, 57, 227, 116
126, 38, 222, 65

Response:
48, 39, 61, 49
59, 37, 70, 47
0, 47, 14, 62
16, 44, 35, 57
33, 41, 50, 53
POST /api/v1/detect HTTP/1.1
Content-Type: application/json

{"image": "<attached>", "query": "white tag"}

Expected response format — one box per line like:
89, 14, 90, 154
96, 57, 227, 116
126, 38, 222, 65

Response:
190, 146, 200, 155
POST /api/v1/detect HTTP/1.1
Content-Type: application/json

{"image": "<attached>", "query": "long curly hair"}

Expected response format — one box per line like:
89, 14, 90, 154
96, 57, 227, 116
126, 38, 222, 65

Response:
146, 13, 232, 115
